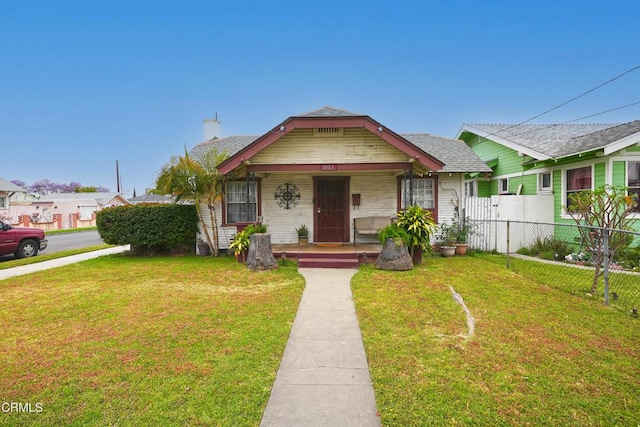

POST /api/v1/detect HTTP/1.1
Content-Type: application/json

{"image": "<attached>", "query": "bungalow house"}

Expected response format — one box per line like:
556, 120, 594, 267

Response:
457, 119, 640, 225
189, 106, 492, 248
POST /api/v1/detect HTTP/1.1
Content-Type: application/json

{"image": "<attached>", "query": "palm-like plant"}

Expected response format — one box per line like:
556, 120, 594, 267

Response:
155, 148, 230, 256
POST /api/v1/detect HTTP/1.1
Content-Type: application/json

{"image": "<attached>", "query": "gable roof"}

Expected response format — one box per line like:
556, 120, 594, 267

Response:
189, 107, 493, 174
458, 120, 640, 160
0, 177, 27, 193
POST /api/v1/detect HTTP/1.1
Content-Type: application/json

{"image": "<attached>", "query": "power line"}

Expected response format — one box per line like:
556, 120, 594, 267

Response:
481, 64, 640, 140
501, 100, 640, 139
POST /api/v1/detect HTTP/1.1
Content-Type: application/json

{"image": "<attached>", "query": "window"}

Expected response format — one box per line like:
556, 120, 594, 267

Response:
627, 162, 640, 212
498, 178, 509, 194
538, 172, 552, 193
465, 181, 476, 197
0, 196, 6, 209
566, 166, 592, 207
225, 181, 258, 224
401, 178, 434, 209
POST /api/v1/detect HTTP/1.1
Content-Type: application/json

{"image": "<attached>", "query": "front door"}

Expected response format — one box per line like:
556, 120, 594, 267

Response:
314, 177, 350, 243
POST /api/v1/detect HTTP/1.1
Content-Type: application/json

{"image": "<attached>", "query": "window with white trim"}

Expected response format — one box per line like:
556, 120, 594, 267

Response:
538, 172, 552, 193
498, 178, 509, 194
0, 196, 6, 209
627, 161, 640, 212
566, 166, 592, 207
225, 181, 257, 223
401, 178, 434, 209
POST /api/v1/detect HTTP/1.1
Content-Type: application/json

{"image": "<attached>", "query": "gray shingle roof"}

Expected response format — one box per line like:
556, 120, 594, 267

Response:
402, 134, 493, 173
38, 192, 127, 205
129, 194, 175, 204
463, 121, 640, 159
293, 106, 363, 117
0, 177, 27, 192
189, 135, 259, 159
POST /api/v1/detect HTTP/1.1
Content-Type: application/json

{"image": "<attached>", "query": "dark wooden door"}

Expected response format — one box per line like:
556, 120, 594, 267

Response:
314, 177, 349, 243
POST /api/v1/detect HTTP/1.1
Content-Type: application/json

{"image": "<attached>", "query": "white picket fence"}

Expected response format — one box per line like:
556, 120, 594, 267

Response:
464, 195, 554, 252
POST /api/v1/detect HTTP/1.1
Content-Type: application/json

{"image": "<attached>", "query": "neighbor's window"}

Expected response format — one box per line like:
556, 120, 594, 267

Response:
566, 166, 592, 207
538, 172, 552, 193
225, 181, 257, 223
627, 161, 640, 212
498, 178, 509, 194
465, 180, 476, 197
0, 196, 6, 209
401, 178, 434, 210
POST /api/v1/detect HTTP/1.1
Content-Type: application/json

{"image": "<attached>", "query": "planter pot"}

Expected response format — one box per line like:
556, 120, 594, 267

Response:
455, 243, 468, 256
441, 246, 456, 258
412, 249, 423, 266
198, 244, 210, 256
235, 251, 247, 264
298, 236, 309, 246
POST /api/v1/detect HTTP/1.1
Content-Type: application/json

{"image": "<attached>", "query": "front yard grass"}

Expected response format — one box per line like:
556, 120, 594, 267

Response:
0, 255, 304, 426
352, 255, 640, 426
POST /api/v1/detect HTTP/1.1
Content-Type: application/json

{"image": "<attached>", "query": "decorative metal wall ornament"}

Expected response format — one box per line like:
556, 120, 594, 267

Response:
274, 183, 301, 209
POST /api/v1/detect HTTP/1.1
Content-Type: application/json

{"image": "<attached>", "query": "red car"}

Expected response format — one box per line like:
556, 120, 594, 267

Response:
0, 220, 48, 258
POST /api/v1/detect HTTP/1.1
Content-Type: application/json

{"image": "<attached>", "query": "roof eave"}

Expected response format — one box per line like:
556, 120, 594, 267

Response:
603, 130, 640, 156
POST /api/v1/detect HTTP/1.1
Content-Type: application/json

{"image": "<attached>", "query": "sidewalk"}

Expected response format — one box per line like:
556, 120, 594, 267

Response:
0, 246, 129, 280
261, 268, 381, 427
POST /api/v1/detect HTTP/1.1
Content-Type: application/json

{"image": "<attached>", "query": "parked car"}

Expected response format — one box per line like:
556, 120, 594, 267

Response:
0, 220, 48, 258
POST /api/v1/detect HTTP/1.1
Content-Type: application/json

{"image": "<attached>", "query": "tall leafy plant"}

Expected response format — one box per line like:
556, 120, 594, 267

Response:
395, 205, 437, 257
155, 147, 230, 256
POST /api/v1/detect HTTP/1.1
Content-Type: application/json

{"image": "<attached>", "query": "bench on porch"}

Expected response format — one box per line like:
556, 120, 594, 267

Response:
353, 216, 393, 245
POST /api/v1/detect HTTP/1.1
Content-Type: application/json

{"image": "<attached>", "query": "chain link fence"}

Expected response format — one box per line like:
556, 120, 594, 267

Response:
468, 219, 640, 314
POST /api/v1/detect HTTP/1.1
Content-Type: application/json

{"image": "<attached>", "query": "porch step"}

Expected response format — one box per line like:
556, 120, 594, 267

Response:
297, 253, 360, 269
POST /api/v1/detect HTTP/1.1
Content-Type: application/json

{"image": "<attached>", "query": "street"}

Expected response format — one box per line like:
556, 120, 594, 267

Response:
0, 230, 104, 262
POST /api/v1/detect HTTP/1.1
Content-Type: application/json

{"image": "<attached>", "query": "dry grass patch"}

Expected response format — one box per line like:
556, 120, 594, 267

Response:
0, 255, 304, 426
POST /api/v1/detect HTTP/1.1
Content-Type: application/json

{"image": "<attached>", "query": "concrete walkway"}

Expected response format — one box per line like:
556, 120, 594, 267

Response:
0, 246, 129, 280
261, 268, 381, 427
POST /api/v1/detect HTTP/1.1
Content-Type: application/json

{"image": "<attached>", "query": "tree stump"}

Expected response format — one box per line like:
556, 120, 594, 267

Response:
246, 233, 278, 271
375, 238, 413, 271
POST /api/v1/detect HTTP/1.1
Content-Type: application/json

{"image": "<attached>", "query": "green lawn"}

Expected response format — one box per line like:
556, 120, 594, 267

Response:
0, 255, 304, 426
352, 255, 640, 426
0, 245, 113, 270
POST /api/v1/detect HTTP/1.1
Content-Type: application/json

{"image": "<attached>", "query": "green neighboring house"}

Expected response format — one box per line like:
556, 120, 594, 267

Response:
457, 120, 640, 225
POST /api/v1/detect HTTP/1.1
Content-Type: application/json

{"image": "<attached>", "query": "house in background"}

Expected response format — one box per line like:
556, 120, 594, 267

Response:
35, 192, 131, 228
0, 177, 34, 222
189, 106, 492, 248
458, 120, 640, 225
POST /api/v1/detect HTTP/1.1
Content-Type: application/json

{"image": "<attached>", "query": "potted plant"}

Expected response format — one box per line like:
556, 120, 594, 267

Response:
296, 224, 309, 246
395, 204, 437, 265
229, 224, 267, 263
439, 221, 457, 257
375, 224, 413, 270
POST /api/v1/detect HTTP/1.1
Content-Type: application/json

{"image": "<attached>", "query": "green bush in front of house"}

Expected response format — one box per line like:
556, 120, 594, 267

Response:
97, 204, 199, 255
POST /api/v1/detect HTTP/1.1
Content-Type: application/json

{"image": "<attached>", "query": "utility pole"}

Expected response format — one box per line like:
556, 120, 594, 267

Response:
116, 160, 121, 193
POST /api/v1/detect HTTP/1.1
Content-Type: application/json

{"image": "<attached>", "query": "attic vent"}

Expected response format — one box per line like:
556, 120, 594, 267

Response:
313, 127, 344, 137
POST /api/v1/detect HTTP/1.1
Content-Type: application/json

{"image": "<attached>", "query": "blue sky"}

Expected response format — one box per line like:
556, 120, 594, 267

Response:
1, 1, 638, 197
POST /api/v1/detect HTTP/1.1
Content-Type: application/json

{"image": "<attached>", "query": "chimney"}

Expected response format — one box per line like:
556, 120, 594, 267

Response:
203, 113, 221, 140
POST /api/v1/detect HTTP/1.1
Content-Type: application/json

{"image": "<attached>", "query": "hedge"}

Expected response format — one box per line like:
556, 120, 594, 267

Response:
96, 204, 199, 255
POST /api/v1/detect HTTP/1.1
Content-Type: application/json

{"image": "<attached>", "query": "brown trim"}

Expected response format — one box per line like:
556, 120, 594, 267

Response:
397, 175, 439, 223
313, 176, 350, 243
221, 178, 262, 226
217, 115, 445, 174
247, 162, 412, 173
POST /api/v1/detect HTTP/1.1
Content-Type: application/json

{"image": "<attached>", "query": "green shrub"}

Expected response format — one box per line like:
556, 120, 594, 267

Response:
97, 204, 199, 255
378, 224, 410, 246
519, 236, 572, 260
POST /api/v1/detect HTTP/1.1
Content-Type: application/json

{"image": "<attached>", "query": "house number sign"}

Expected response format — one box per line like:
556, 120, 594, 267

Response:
274, 183, 301, 210
320, 164, 337, 171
